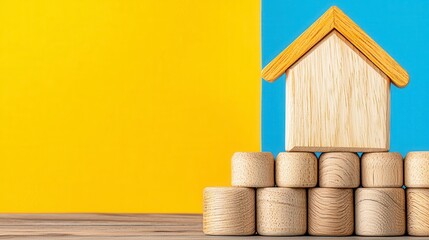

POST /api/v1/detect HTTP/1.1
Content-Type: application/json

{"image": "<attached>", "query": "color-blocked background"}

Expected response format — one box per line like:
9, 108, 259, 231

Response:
262, 0, 429, 156
0, 0, 260, 213
1, 0, 427, 213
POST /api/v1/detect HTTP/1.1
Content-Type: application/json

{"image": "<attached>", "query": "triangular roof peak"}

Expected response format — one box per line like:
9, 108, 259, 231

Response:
262, 6, 409, 87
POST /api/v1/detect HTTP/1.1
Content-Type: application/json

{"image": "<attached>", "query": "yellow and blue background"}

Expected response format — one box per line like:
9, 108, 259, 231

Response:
0, 0, 427, 213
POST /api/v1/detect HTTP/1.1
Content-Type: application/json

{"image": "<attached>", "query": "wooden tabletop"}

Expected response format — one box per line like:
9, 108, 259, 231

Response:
0, 214, 425, 239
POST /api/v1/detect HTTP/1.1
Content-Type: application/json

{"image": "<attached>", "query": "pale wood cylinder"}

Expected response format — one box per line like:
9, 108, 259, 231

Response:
308, 188, 354, 236
407, 188, 429, 236
405, 152, 429, 188
319, 152, 360, 188
355, 188, 405, 236
361, 152, 403, 187
203, 187, 255, 236
256, 188, 306, 236
276, 152, 317, 188
232, 152, 274, 187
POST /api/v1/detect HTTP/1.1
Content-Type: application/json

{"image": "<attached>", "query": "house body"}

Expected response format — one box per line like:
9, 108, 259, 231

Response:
262, 6, 409, 152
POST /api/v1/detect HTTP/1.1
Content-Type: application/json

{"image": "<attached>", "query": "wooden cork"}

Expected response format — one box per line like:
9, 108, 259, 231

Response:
256, 188, 306, 236
361, 152, 403, 187
232, 152, 274, 187
203, 187, 255, 236
355, 188, 405, 236
407, 188, 429, 236
319, 152, 360, 188
405, 152, 429, 188
276, 152, 317, 188
308, 188, 354, 236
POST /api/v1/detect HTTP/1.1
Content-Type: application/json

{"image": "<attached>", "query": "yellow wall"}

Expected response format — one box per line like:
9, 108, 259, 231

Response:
0, 0, 260, 212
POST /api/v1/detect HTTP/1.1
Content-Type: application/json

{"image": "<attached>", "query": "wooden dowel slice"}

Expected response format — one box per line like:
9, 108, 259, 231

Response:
308, 188, 354, 236
203, 187, 255, 235
361, 152, 403, 187
407, 188, 429, 236
256, 188, 306, 236
319, 152, 360, 188
405, 152, 429, 188
355, 188, 405, 236
232, 152, 274, 187
276, 152, 317, 187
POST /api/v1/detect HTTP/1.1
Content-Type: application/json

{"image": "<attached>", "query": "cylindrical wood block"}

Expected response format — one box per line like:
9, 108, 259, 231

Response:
276, 152, 317, 187
355, 188, 405, 236
407, 188, 429, 236
319, 152, 360, 188
361, 152, 403, 187
232, 152, 274, 187
308, 188, 354, 236
256, 188, 306, 236
203, 187, 255, 235
405, 152, 429, 188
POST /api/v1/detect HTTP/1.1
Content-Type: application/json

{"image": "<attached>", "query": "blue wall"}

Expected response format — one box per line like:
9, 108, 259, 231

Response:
262, 0, 429, 157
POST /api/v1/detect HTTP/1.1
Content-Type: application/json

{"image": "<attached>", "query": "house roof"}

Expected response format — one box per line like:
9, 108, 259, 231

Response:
261, 6, 409, 88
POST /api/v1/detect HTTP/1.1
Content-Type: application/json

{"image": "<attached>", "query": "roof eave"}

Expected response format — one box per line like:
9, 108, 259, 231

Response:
261, 6, 409, 88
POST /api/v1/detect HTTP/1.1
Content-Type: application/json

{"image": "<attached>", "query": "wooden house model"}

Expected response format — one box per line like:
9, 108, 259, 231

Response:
262, 6, 409, 152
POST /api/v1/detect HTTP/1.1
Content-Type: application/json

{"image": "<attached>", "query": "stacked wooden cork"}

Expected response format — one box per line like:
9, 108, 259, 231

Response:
203, 151, 429, 237
405, 152, 429, 236
356, 153, 405, 236
309, 152, 356, 236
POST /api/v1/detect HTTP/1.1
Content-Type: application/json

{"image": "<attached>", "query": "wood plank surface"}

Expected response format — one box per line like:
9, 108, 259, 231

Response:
0, 214, 425, 239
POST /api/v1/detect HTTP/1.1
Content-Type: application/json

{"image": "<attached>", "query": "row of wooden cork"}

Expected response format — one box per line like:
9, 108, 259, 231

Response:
203, 151, 429, 236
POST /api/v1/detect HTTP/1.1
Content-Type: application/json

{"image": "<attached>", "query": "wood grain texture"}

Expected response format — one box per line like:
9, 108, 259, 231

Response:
276, 152, 317, 188
319, 152, 360, 188
308, 188, 354, 236
203, 187, 255, 236
256, 188, 306, 236
355, 188, 405, 236
333, 6, 409, 87
0, 213, 424, 239
0, 214, 204, 239
231, 152, 274, 187
261, 6, 409, 87
407, 188, 429, 236
286, 30, 390, 153
361, 152, 403, 187
405, 152, 429, 188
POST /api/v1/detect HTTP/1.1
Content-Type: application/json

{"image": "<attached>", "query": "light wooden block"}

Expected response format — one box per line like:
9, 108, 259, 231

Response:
319, 152, 360, 188
361, 152, 403, 187
276, 152, 317, 188
262, 6, 410, 153
256, 188, 306, 236
405, 152, 429, 188
308, 188, 354, 236
231, 152, 274, 187
407, 188, 429, 236
203, 187, 255, 236
355, 188, 405, 236
284, 30, 390, 153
